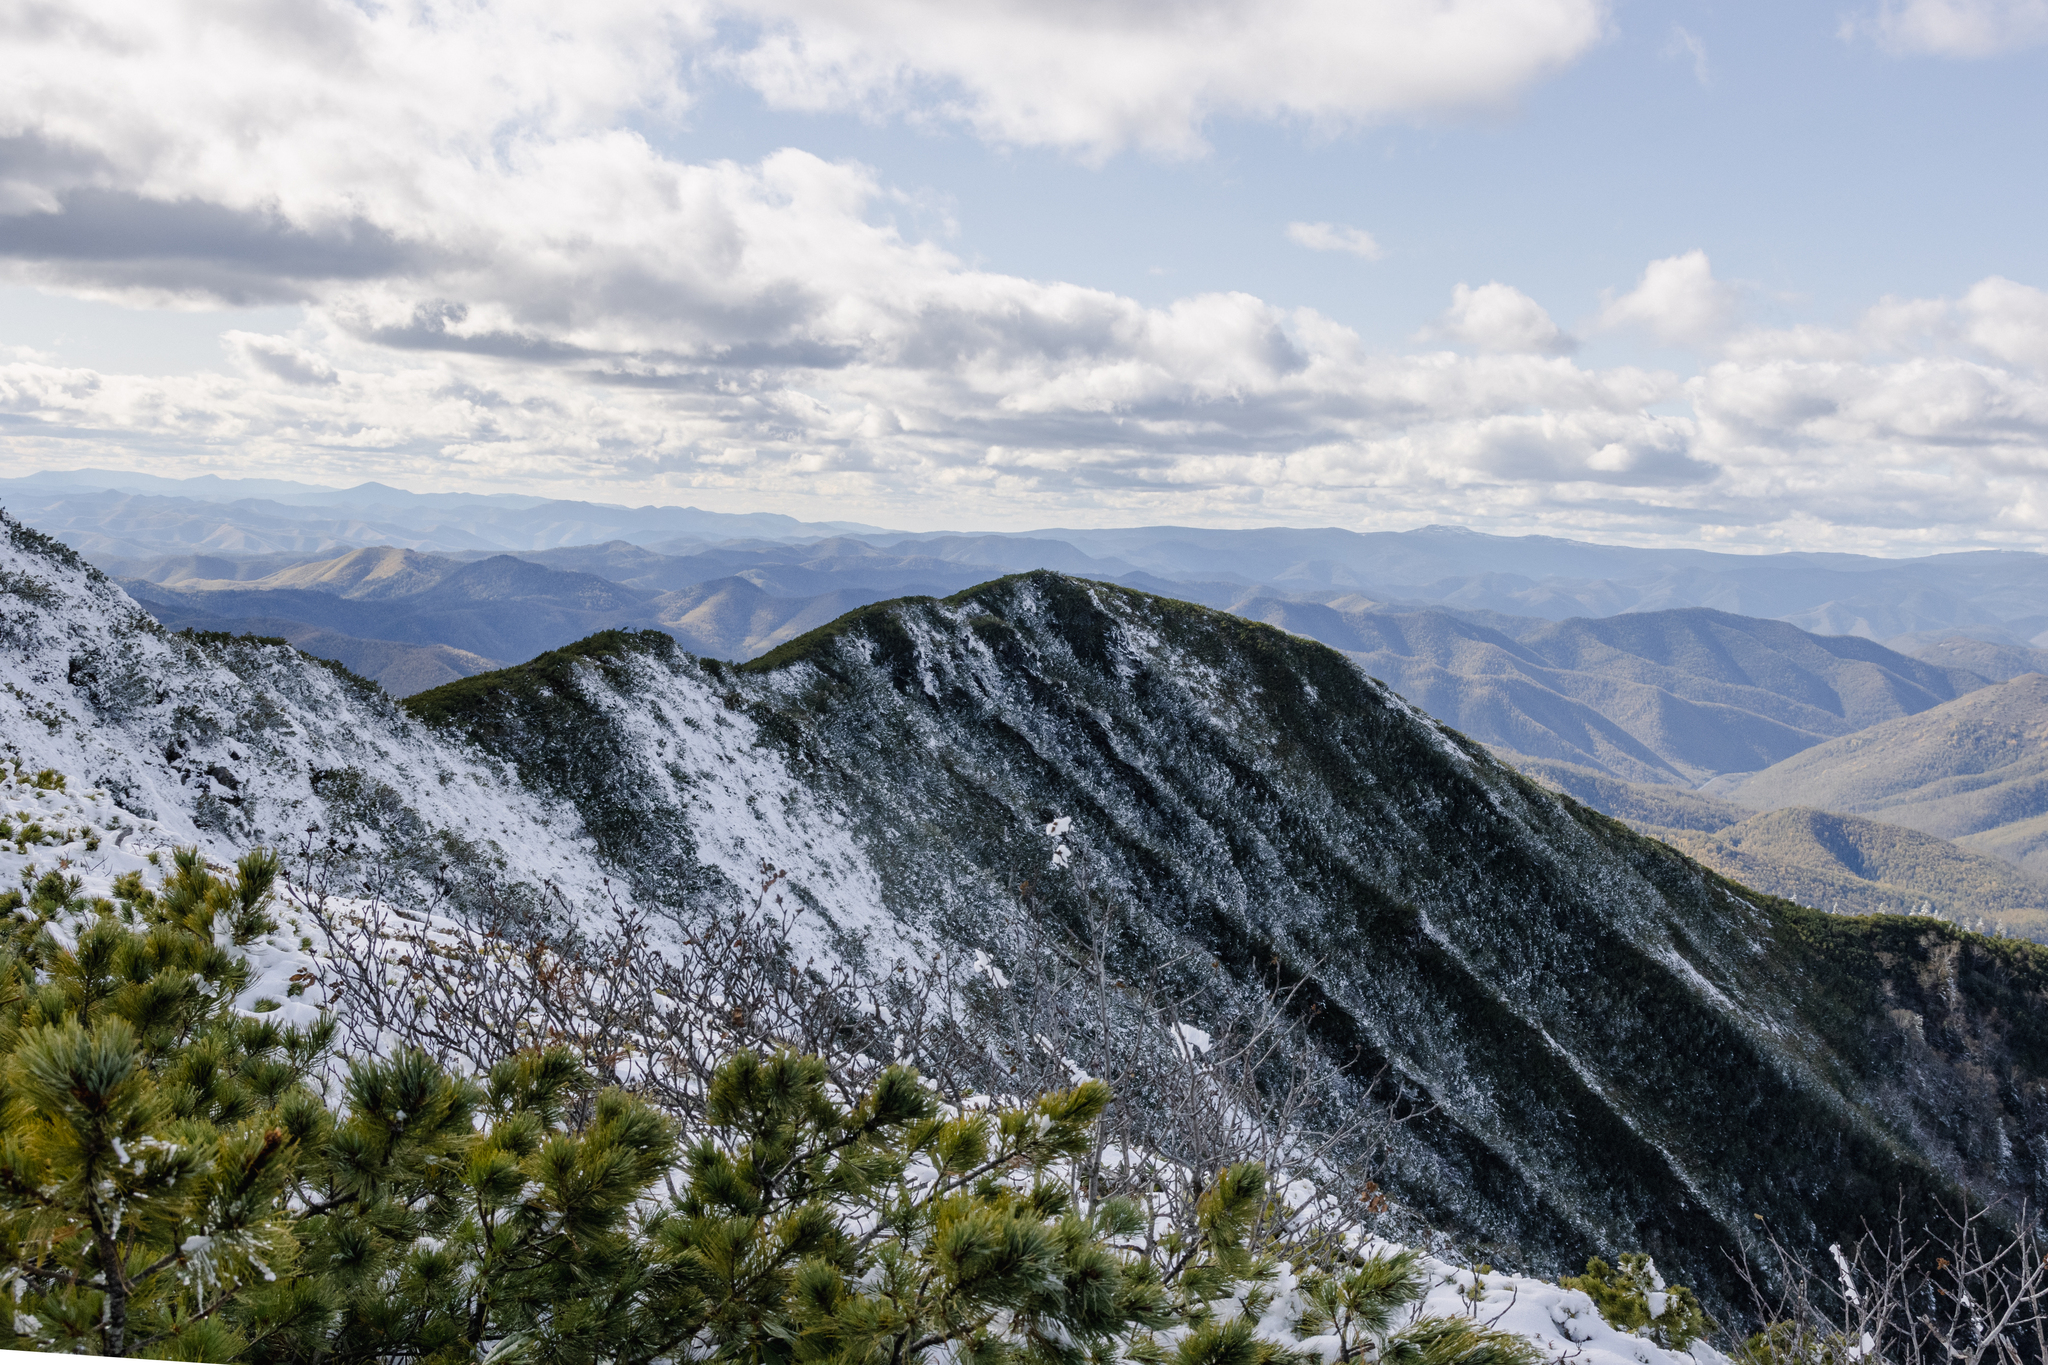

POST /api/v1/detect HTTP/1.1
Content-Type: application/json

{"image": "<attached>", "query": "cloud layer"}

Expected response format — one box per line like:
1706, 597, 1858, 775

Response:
0, 1, 2044, 551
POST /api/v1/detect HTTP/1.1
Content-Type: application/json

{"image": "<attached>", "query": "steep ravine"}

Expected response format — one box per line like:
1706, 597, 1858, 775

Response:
406, 573, 2048, 1304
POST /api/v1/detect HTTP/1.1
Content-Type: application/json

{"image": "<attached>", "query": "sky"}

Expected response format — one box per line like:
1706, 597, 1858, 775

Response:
2, 0, 2047, 551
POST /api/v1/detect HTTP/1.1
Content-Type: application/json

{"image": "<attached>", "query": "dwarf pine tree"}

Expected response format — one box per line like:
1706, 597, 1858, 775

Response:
0, 851, 319, 1359
0, 837, 1598, 1365
1561, 1254, 1712, 1352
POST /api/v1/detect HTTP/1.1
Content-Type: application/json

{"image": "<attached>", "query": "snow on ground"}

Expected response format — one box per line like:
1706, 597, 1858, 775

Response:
0, 768, 324, 1032
1255, 1249, 1726, 1365
0, 514, 608, 901
583, 647, 925, 965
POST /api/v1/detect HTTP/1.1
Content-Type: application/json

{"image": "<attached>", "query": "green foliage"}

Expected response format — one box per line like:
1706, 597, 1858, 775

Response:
0, 863, 1216, 1364
1295, 1256, 1538, 1365
0, 821, 1583, 1365
1379, 1315, 1542, 1365
1561, 1254, 1712, 1351
1297, 1250, 1425, 1364
0, 851, 318, 1360
667, 1054, 1169, 1365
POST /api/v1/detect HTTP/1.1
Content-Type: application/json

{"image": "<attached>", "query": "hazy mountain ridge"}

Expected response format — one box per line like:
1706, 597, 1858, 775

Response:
119, 545, 930, 682
1, 471, 878, 559
6, 504, 2044, 1308
15, 470, 2048, 649
1244, 600, 1984, 785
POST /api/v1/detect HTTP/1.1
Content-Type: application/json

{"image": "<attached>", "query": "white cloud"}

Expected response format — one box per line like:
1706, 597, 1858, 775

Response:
1723, 279, 2048, 374
225, 331, 338, 385
1855, 0, 2048, 55
11, 283, 2048, 549
1286, 222, 1386, 260
3, 3, 2048, 550
723, 0, 1611, 157
1665, 26, 1711, 85
1959, 277, 2048, 371
1594, 251, 1737, 348
1428, 282, 1575, 355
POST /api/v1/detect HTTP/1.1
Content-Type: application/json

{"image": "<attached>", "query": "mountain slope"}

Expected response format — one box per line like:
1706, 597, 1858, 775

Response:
0, 505, 900, 957
1728, 674, 2048, 877
409, 574, 2048, 1301
0, 511, 609, 901
8, 505, 2046, 1310
1654, 808, 2048, 940
146, 601, 505, 695
1506, 754, 1757, 832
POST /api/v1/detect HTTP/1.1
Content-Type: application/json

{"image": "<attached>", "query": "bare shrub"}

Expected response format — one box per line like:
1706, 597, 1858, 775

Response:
1734, 1198, 2048, 1365
281, 817, 1411, 1263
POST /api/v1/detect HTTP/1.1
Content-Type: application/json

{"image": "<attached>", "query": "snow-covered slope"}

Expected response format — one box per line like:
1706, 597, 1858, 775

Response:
0, 508, 913, 958
0, 510, 606, 898
5, 506, 2045, 1314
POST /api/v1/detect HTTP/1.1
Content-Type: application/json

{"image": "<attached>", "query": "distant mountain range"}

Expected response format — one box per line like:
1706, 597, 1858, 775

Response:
10, 469, 2048, 649
0, 469, 881, 557
1241, 600, 1985, 785
119, 543, 992, 690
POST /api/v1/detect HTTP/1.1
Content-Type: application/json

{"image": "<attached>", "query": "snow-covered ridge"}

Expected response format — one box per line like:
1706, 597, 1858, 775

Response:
1, 509, 599, 896
8, 513, 2041, 1313
0, 504, 924, 962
